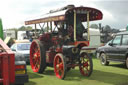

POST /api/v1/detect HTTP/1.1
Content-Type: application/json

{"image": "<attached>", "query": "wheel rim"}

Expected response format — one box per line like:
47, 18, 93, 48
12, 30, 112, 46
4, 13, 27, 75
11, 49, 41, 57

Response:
54, 55, 64, 79
101, 54, 106, 64
30, 41, 41, 72
79, 53, 91, 76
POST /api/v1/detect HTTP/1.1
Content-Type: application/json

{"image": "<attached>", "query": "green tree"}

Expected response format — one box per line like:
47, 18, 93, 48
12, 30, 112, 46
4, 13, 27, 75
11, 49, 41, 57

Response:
26, 26, 32, 30
7, 28, 18, 31
0, 18, 4, 40
90, 24, 99, 29
19, 26, 26, 30
18, 26, 32, 31
104, 25, 111, 32
126, 24, 128, 31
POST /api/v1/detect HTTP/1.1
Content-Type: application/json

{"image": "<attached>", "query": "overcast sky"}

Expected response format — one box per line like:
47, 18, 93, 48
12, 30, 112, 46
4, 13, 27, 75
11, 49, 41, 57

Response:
0, 0, 128, 29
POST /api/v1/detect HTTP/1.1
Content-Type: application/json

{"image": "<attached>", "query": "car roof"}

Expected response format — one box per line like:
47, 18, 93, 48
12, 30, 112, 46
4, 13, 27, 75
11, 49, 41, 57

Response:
116, 31, 128, 35
12, 43, 31, 47
14, 40, 31, 43
16, 43, 31, 44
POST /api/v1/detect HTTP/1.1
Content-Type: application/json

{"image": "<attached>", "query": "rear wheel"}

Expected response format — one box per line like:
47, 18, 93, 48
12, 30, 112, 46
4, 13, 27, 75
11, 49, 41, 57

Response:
54, 53, 66, 79
30, 40, 46, 73
126, 57, 128, 69
100, 53, 109, 66
79, 52, 93, 77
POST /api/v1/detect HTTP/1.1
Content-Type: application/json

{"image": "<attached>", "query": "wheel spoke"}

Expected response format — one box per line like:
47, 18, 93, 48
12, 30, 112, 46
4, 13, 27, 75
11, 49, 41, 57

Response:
86, 59, 89, 62
34, 62, 38, 69
60, 69, 64, 76
33, 46, 37, 52
32, 47, 40, 69
57, 57, 60, 64
33, 59, 36, 65
83, 62, 88, 67
36, 57, 39, 63
79, 53, 92, 77
56, 65, 59, 71
59, 63, 63, 69
85, 66, 89, 72
31, 43, 39, 70
82, 57, 85, 62
80, 67, 84, 74
37, 49, 40, 56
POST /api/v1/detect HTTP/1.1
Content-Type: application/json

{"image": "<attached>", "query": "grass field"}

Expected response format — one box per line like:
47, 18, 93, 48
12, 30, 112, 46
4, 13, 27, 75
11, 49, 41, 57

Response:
25, 58, 128, 85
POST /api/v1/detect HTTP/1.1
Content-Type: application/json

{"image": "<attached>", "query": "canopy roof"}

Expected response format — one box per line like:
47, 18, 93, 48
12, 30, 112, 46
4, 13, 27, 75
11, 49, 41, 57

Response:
25, 6, 103, 25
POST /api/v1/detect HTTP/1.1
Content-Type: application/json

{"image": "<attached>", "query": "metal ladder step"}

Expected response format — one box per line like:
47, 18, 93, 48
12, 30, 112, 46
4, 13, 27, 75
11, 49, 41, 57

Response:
0, 78, 3, 83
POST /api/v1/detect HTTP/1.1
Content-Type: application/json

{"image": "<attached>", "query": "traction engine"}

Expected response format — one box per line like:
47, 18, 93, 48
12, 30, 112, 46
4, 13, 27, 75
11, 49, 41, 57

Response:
25, 5, 103, 79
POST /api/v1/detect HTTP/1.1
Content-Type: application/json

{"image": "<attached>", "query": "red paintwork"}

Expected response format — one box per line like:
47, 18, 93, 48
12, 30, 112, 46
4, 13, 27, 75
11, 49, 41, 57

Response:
56, 47, 62, 53
52, 36, 59, 45
68, 41, 89, 48
39, 33, 51, 43
54, 54, 64, 79
30, 40, 41, 72
46, 51, 56, 63
74, 41, 89, 47
46, 46, 62, 64
66, 7, 103, 21
0, 38, 15, 85
79, 53, 90, 76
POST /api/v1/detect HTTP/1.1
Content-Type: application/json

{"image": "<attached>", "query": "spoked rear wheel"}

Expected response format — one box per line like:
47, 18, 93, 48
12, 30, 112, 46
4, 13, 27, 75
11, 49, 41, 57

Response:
79, 52, 93, 77
54, 53, 66, 80
30, 40, 46, 73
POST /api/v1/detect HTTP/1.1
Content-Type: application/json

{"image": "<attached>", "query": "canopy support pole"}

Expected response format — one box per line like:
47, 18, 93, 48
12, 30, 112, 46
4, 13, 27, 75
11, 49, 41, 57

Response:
35, 24, 37, 38
87, 11, 90, 41
39, 23, 45, 33
47, 22, 49, 32
74, 10, 76, 41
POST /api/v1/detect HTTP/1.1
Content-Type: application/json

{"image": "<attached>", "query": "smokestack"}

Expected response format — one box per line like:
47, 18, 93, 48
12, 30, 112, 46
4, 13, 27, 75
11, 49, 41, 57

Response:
99, 23, 101, 31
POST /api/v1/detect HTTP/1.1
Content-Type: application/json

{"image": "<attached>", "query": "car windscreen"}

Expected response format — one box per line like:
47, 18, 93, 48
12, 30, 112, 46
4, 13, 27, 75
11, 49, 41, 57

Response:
17, 43, 31, 51
105, 40, 112, 46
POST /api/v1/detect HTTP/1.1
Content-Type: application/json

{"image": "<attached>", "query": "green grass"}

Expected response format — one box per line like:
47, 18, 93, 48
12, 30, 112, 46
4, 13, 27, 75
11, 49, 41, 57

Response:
25, 58, 128, 85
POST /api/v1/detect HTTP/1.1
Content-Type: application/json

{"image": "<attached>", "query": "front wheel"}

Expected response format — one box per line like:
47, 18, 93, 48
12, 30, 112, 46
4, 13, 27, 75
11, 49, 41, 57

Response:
79, 52, 93, 77
100, 53, 109, 66
54, 53, 66, 80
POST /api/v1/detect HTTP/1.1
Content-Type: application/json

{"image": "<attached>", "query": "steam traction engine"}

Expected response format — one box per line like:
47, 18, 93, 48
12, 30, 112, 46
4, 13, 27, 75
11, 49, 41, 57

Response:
25, 5, 103, 79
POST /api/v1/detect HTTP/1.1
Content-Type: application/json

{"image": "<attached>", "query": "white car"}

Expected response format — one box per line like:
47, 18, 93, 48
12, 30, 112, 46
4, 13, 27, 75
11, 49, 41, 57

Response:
11, 42, 31, 64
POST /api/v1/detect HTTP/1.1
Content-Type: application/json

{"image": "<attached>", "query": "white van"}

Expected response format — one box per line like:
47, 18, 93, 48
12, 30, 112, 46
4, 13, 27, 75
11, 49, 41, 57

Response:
81, 28, 101, 54
17, 31, 27, 40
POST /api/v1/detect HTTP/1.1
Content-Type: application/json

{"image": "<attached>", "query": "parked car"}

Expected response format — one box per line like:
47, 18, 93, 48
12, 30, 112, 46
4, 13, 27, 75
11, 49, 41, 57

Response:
15, 53, 28, 85
96, 40, 112, 58
11, 42, 31, 64
96, 31, 128, 68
